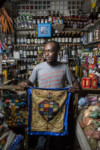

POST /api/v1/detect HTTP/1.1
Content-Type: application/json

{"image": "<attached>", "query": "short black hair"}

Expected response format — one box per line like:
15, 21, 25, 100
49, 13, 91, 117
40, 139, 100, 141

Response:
44, 41, 60, 51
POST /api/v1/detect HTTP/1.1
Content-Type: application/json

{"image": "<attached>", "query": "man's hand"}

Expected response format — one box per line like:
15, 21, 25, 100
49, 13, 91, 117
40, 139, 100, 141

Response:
68, 80, 80, 93
20, 82, 30, 89
68, 86, 80, 93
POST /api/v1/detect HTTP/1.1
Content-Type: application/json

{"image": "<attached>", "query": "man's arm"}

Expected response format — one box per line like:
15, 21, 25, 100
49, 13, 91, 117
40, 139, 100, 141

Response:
20, 80, 33, 89
68, 79, 80, 93
20, 65, 37, 89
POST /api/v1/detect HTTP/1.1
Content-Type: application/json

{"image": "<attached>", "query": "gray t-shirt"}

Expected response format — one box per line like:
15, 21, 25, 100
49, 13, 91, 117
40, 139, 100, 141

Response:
29, 62, 75, 88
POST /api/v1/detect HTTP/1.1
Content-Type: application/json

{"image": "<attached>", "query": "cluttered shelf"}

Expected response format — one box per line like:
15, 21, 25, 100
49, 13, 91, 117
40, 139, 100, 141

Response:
76, 86, 100, 150
0, 85, 21, 90
81, 88, 100, 91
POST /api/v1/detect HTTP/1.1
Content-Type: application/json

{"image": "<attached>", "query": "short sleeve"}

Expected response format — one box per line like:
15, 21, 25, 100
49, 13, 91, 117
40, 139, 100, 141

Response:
29, 66, 37, 84
65, 65, 75, 85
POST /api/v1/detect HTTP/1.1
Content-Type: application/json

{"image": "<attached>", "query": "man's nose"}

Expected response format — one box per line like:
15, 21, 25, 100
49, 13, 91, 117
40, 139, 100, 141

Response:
45, 51, 49, 56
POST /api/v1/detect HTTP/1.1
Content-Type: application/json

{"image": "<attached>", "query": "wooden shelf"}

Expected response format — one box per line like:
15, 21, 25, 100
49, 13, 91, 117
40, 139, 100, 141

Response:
3, 80, 12, 85
82, 23, 94, 31
83, 39, 100, 46
94, 18, 100, 26
81, 88, 100, 91
82, 19, 100, 32
16, 26, 37, 31
0, 85, 21, 90
16, 25, 81, 32
14, 43, 80, 47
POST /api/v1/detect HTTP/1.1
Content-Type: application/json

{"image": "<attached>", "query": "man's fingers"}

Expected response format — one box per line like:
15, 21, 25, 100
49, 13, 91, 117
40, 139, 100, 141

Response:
68, 88, 80, 93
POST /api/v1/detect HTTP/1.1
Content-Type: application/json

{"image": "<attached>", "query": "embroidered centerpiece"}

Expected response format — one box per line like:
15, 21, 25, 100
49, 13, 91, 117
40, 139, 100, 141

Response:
27, 87, 71, 136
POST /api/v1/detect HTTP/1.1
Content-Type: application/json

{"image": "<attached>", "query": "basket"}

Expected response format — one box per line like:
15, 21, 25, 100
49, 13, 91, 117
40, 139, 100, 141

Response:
52, 24, 65, 32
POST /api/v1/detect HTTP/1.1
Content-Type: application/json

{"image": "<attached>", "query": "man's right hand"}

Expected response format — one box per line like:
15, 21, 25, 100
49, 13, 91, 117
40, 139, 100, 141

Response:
20, 82, 30, 89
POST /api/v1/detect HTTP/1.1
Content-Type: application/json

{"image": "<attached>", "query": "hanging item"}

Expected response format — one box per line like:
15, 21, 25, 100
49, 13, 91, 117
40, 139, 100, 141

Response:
0, 7, 14, 33
91, 0, 97, 8
27, 87, 71, 136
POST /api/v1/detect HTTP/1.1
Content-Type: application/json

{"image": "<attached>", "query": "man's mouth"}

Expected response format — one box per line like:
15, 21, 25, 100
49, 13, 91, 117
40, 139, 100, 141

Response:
46, 57, 51, 60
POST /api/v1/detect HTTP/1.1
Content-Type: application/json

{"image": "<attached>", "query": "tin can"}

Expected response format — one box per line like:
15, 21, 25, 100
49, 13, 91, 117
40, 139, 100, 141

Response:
92, 79, 97, 89
86, 78, 90, 88
82, 77, 86, 88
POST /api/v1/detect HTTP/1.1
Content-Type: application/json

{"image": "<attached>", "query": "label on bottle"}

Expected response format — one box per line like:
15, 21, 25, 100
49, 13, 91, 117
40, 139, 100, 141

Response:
31, 38, 34, 44
17, 38, 19, 44
21, 37, 23, 44
37, 19, 40, 24
55, 37, 58, 42
27, 51, 29, 56
38, 39, 41, 44
45, 19, 48, 23
69, 38, 72, 43
23, 37, 26, 44
34, 51, 37, 56
24, 51, 26, 58
62, 38, 65, 43
72, 50, 75, 56
30, 51, 33, 55
58, 37, 61, 43
41, 19, 44, 23
20, 50, 23, 55
27, 38, 30, 44
77, 38, 80, 43
65, 37, 68, 43
73, 38, 76, 43
21, 65, 24, 70
33, 19, 36, 24
48, 16, 52, 23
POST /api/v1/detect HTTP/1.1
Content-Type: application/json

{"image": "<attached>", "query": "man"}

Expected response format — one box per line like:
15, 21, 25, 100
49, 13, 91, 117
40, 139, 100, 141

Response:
21, 41, 79, 150
21, 41, 79, 91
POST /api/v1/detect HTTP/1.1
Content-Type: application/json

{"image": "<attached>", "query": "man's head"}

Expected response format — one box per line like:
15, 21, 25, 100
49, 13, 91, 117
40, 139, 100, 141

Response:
44, 41, 60, 65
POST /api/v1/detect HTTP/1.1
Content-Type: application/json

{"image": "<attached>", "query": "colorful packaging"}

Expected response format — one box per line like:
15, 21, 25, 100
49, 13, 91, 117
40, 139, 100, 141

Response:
82, 77, 86, 88
92, 79, 97, 89
86, 78, 91, 88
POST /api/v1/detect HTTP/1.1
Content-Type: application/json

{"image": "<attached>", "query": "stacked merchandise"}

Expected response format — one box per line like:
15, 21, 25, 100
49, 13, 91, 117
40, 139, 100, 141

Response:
76, 46, 100, 88
0, 90, 28, 127
0, 113, 23, 150
78, 95, 100, 150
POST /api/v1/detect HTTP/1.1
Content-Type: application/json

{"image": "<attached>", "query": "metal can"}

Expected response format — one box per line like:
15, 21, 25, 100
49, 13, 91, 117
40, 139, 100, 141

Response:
82, 77, 86, 88
92, 79, 97, 89
86, 78, 90, 88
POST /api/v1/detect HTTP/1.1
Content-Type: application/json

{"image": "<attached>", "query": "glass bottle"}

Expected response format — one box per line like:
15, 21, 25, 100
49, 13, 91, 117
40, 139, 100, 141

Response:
71, 46, 76, 58
48, 11, 52, 23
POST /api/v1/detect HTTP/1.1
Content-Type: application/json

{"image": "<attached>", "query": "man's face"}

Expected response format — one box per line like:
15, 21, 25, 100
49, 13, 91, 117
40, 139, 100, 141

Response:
44, 43, 58, 64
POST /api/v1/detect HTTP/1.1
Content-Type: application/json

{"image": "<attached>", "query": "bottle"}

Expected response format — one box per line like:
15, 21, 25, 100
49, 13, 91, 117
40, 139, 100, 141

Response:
52, 11, 56, 24
65, 32, 68, 43
17, 34, 19, 45
48, 11, 52, 23
62, 32, 65, 43
45, 15, 48, 23
68, 32, 72, 43
27, 32, 31, 44
24, 15, 27, 28
30, 33, 33, 44
21, 16, 24, 28
68, 46, 71, 58
37, 15, 40, 24
71, 46, 76, 58
20, 34, 24, 44
23, 33, 27, 45
41, 16, 44, 23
